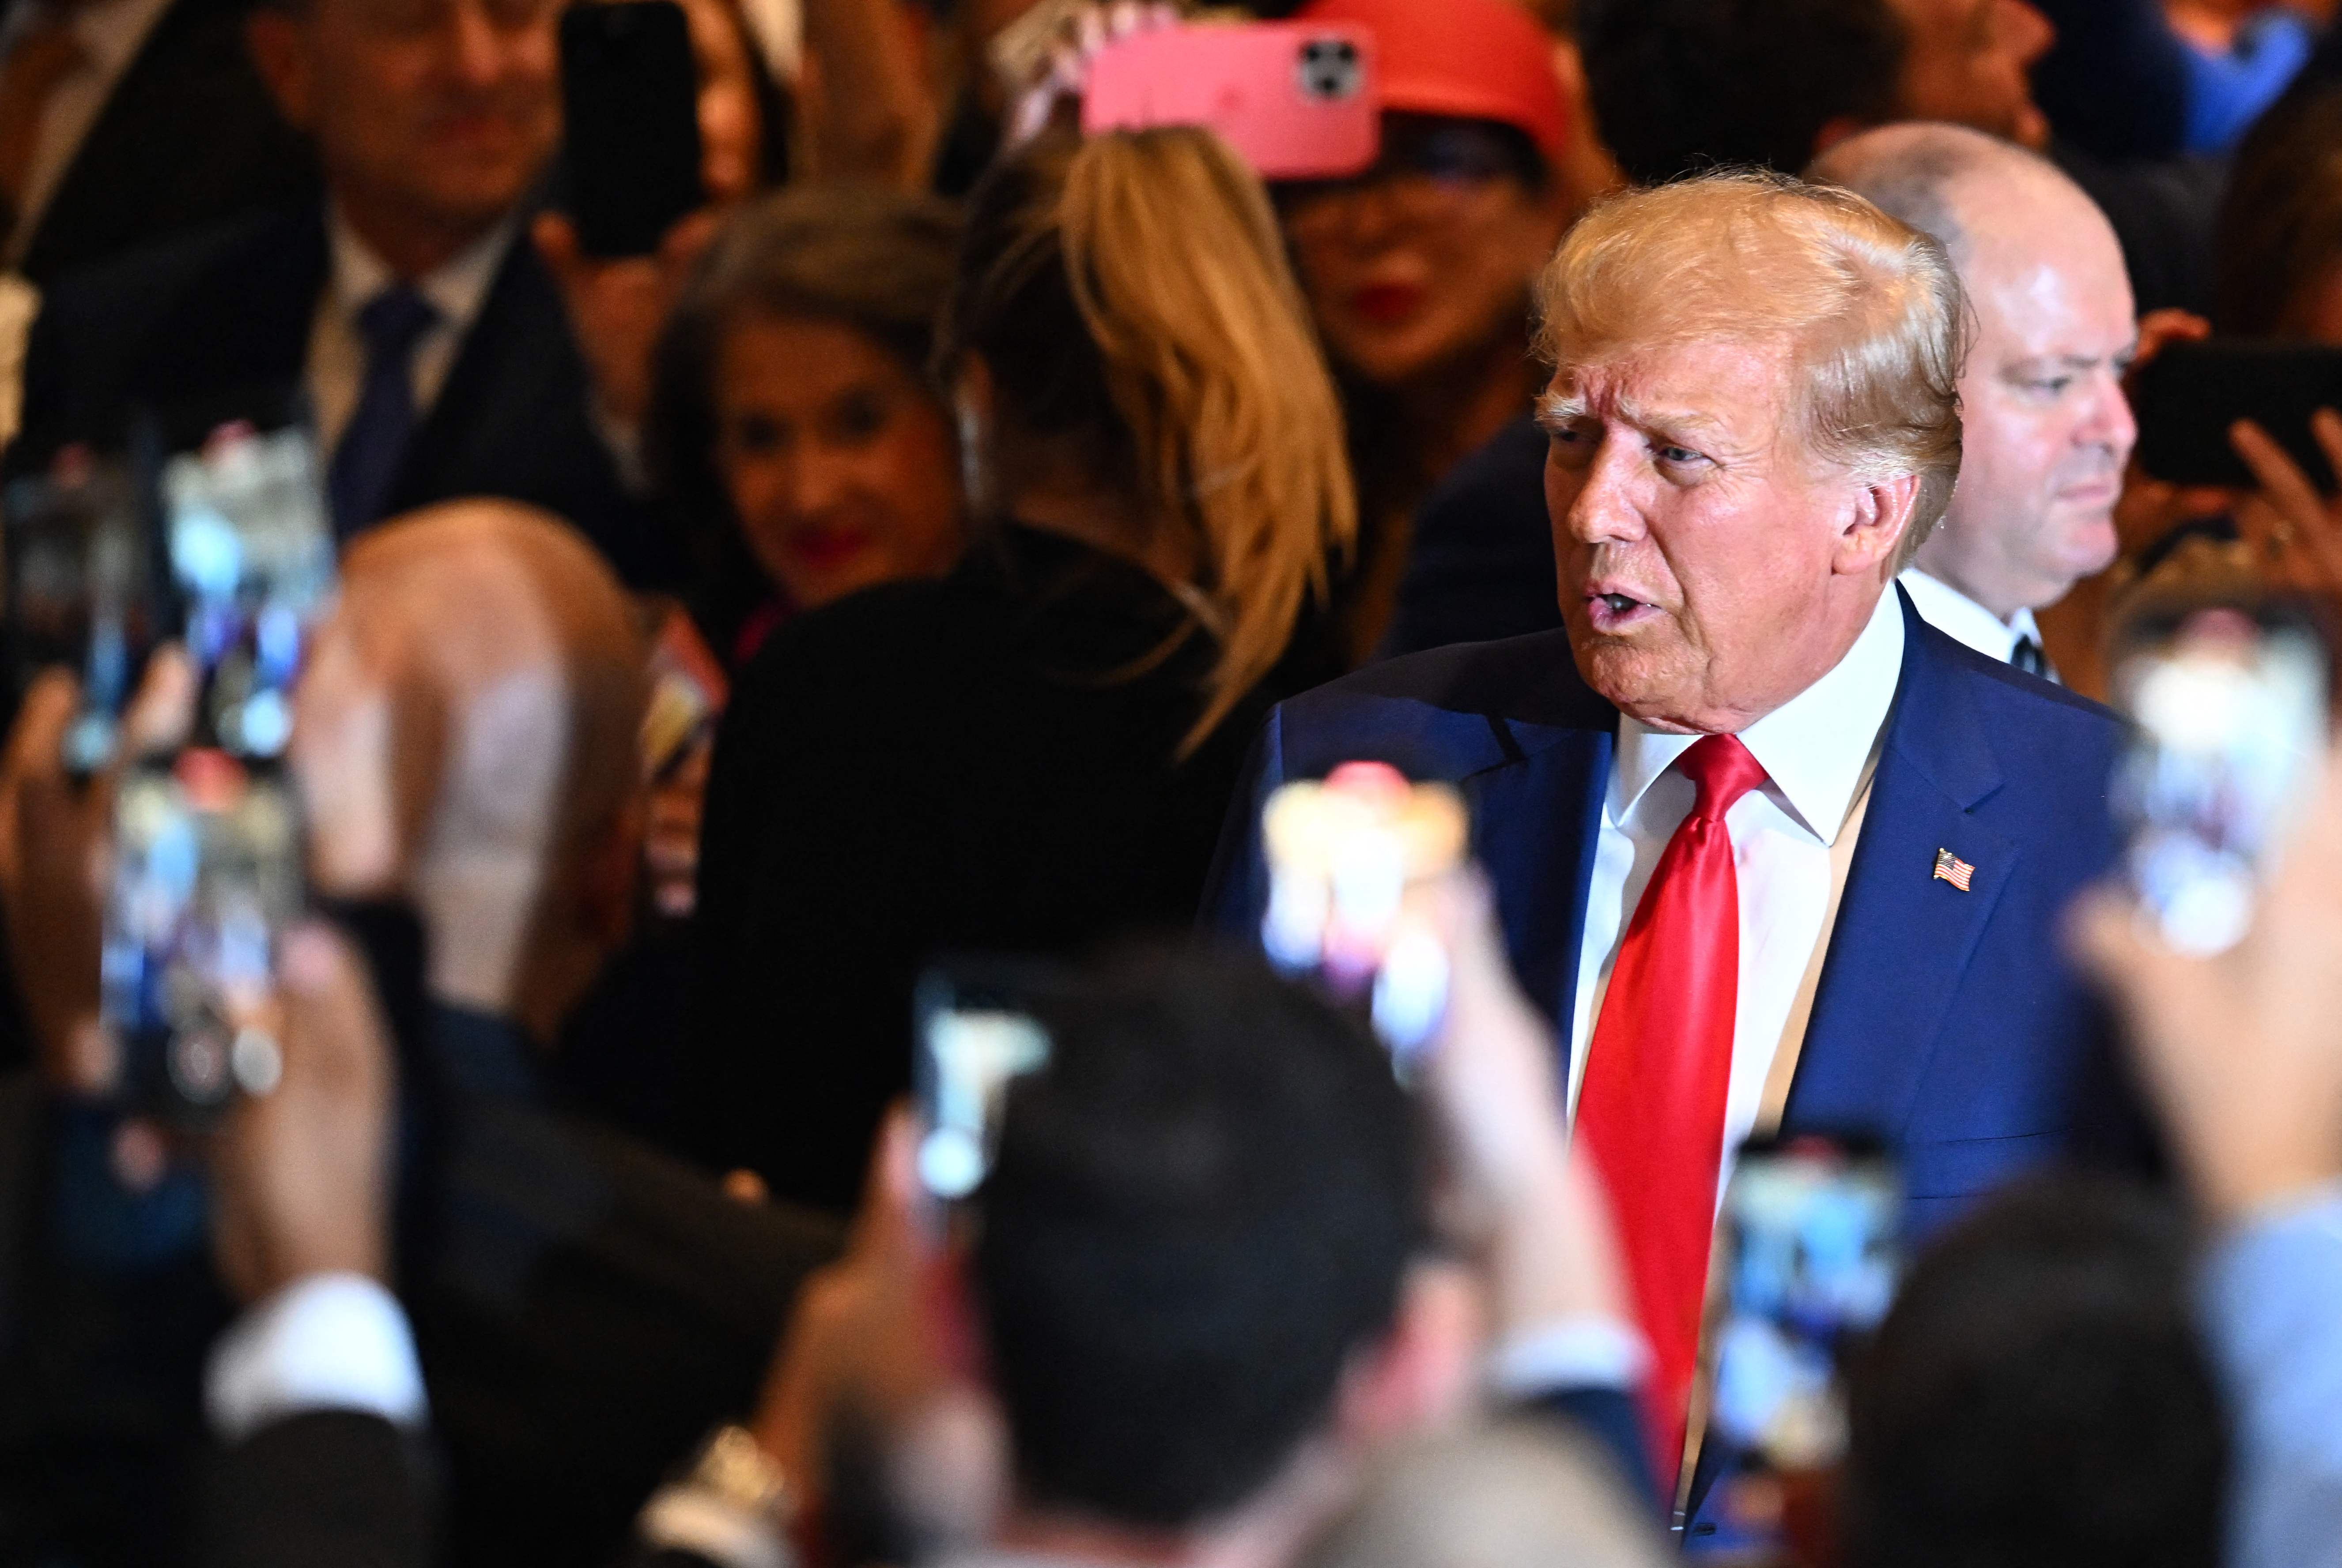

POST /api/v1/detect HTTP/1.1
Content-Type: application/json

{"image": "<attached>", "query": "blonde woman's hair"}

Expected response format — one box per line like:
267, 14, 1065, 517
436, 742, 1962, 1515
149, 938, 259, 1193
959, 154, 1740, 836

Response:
940, 128, 1356, 755
1535, 170, 1968, 568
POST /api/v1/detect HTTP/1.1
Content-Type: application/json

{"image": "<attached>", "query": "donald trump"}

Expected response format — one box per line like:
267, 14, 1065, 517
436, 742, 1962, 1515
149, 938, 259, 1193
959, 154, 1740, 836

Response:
1209, 171, 2131, 1512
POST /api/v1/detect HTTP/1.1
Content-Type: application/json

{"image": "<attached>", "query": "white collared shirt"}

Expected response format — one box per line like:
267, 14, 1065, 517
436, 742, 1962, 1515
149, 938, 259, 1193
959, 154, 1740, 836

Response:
1898, 567, 2045, 667
1565, 587, 1906, 1206
306, 205, 518, 454
0, 0, 174, 267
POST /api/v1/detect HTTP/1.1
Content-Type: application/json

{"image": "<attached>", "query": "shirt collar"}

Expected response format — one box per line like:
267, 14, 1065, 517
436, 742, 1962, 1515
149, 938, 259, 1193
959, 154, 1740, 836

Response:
1610, 586, 1906, 844
325, 202, 516, 339
1897, 567, 2038, 663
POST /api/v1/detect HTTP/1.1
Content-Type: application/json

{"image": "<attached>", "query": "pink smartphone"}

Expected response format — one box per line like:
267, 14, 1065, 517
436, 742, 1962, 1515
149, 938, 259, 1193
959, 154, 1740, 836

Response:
1080, 22, 1379, 181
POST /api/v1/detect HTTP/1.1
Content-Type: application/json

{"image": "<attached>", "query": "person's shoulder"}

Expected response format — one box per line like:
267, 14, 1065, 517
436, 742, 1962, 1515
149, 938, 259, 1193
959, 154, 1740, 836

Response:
1266, 630, 1609, 780
730, 577, 970, 705
1908, 621, 2126, 813
35, 207, 310, 322
1926, 622, 2123, 740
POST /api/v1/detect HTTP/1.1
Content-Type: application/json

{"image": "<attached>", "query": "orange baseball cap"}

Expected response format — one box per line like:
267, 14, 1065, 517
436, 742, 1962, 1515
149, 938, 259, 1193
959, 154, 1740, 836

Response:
1296, 0, 1568, 166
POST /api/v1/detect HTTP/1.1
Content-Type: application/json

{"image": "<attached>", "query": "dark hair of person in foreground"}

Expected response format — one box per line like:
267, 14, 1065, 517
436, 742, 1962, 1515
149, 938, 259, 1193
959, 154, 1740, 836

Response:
1843, 1175, 2229, 1568
977, 946, 1423, 1524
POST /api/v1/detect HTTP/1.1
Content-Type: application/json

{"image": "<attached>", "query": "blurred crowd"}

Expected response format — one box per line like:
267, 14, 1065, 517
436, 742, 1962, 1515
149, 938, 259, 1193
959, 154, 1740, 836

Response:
5, 0, 2342, 1564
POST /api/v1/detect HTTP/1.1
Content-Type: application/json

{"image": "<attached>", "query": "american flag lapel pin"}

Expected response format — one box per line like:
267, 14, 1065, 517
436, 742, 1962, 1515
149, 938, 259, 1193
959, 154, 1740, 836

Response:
1933, 848, 1975, 892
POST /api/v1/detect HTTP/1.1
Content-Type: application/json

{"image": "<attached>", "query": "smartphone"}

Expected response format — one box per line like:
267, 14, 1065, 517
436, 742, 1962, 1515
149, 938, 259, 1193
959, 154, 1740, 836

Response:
2112, 599, 2331, 956
102, 425, 335, 1125
161, 424, 336, 758
911, 962, 1057, 1200
560, 0, 704, 258
2, 449, 166, 775
1696, 1136, 1902, 1557
1081, 22, 1379, 181
106, 750, 303, 1125
1260, 761, 1465, 1066
2131, 339, 2342, 492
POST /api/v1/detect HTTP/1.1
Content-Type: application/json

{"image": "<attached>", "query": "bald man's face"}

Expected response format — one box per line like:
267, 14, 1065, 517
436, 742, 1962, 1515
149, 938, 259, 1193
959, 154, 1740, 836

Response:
1918, 178, 2136, 620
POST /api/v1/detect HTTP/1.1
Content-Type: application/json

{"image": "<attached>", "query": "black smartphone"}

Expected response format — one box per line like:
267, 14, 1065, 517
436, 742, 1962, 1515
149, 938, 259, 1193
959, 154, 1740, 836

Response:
2131, 338, 2342, 492
559, 0, 704, 258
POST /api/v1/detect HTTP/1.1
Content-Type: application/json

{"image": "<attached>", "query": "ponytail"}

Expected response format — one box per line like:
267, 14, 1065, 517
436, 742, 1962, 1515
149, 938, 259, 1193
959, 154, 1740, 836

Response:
941, 128, 1357, 756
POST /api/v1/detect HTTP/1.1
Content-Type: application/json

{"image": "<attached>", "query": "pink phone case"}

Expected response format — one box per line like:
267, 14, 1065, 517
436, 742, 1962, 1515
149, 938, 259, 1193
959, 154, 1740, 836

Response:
1081, 23, 1379, 182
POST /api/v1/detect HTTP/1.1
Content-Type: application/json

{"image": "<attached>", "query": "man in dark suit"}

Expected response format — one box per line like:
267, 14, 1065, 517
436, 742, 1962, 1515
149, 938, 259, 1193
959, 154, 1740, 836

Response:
2, 0, 673, 585
0, 0, 313, 287
1210, 173, 2134, 1519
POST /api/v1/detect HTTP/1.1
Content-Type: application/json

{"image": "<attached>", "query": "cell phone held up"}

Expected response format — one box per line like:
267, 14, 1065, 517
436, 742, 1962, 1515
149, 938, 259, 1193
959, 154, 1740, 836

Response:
1080, 22, 1380, 183
560, 0, 705, 258
2131, 338, 2342, 492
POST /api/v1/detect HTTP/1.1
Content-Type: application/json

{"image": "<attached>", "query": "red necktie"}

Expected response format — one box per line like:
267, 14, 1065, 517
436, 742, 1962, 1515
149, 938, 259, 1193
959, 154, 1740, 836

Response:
1576, 733, 1768, 1486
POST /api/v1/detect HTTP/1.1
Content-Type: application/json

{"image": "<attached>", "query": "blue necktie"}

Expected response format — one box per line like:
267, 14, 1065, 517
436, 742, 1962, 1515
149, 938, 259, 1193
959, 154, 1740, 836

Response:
329, 284, 440, 539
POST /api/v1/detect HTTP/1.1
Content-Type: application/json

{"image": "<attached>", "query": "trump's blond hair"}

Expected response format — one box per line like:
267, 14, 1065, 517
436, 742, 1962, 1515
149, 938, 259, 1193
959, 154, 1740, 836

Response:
1535, 170, 1968, 564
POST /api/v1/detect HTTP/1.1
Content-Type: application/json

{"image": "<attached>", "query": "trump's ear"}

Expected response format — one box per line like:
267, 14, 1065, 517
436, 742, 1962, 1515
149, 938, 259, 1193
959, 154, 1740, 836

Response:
1834, 470, 1923, 579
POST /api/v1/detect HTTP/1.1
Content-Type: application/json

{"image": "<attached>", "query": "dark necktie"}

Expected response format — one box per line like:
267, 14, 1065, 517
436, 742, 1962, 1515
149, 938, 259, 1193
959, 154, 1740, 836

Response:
329, 284, 439, 539
1575, 733, 1770, 1490
2011, 634, 2051, 680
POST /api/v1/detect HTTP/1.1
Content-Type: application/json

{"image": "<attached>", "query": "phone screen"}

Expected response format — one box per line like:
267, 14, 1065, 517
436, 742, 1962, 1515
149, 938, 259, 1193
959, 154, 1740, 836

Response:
1696, 1136, 1901, 1556
560, 0, 704, 258
2131, 339, 2342, 492
912, 963, 1056, 1200
102, 424, 335, 1124
2112, 603, 2330, 955
3, 451, 165, 774
107, 753, 302, 1123
1260, 762, 1464, 1065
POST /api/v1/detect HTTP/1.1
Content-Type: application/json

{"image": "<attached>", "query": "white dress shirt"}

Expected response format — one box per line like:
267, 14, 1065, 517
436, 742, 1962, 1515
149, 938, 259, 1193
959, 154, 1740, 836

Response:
205, 1271, 428, 1444
1897, 566, 2044, 667
0, 0, 174, 267
1565, 588, 1905, 1207
307, 206, 517, 454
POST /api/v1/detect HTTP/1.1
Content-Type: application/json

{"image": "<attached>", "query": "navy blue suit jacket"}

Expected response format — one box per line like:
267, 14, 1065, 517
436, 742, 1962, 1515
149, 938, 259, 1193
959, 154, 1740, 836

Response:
1209, 588, 2146, 1231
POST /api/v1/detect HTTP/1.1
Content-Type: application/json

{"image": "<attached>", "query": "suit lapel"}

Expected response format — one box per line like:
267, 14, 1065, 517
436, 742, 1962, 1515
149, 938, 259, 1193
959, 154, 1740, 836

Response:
1783, 596, 2015, 1141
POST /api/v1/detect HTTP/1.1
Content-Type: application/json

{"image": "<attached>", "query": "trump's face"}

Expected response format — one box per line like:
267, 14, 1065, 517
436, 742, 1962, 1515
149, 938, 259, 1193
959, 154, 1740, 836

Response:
1541, 336, 1910, 734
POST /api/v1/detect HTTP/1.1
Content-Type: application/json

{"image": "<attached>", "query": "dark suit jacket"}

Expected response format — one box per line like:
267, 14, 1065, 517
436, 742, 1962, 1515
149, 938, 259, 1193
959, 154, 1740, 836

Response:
5, 204, 677, 586
196, 1410, 431, 1568
404, 1004, 842, 1568
1211, 589, 2142, 1234
10, 0, 314, 288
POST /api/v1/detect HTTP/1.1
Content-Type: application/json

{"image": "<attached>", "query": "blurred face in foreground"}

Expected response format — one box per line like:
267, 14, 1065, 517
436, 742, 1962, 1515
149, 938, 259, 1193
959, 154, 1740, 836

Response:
1918, 173, 2137, 618
714, 312, 964, 611
1540, 335, 1911, 734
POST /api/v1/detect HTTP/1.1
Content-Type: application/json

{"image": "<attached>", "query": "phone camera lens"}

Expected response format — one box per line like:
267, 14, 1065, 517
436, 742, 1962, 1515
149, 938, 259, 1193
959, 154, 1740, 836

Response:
1297, 37, 1362, 102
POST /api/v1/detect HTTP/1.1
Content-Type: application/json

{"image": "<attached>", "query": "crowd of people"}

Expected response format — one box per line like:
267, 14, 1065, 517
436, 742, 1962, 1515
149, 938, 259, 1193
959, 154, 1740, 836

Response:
4, 0, 2342, 1563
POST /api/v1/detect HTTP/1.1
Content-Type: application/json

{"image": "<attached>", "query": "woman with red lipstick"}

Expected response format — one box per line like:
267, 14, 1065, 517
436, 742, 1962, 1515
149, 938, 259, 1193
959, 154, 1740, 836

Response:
684, 126, 1356, 1211
646, 186, 967, 667
1276, 0, 1577, 660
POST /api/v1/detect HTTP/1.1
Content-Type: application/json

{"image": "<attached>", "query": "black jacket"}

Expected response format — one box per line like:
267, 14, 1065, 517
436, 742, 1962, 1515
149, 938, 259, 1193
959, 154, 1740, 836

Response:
5, 204, 676, 587
685, 524, 1340, 1212
7, 0, 315, 288
402, 1003, 839, 1568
